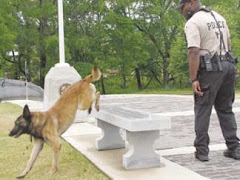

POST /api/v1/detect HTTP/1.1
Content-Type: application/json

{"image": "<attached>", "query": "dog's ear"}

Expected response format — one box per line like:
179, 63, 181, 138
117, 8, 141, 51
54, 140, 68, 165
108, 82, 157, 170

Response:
23, 105, 31, 120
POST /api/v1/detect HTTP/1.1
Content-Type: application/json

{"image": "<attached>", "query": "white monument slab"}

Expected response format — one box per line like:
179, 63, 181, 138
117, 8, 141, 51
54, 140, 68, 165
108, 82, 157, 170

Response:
44, 64, 81, 109
44, 0, 88, 121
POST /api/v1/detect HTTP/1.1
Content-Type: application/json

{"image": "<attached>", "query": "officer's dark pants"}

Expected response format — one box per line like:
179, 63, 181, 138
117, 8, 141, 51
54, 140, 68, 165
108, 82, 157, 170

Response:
194, 61, 240, 156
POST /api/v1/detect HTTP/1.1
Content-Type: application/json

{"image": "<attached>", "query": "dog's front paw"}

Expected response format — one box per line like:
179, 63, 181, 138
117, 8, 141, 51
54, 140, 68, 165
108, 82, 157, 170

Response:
16, 174, 26, 179
46, 166, 57, 176
96, 105, 100, 111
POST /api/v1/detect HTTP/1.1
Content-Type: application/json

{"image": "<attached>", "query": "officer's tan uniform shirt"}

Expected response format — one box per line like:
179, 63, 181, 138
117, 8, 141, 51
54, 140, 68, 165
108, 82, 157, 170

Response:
184, 9, 230, 56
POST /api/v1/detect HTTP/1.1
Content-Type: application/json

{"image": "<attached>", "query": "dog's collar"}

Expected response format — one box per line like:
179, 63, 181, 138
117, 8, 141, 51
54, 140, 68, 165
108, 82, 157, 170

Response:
28, 122, 43, 140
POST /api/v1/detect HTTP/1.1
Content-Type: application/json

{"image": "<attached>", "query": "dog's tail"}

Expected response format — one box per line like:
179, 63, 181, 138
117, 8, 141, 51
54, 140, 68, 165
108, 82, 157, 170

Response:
84, 65, 101, 83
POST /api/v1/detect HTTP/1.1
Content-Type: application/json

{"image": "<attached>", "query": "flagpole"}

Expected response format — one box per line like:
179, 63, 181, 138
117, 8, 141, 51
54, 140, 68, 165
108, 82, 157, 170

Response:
44, 0, 81, 115
57, 0, 69, 67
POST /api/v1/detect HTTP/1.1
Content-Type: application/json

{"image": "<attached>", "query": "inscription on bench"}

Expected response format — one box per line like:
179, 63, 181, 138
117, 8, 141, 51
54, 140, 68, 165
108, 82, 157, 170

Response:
103, 106, 148, 119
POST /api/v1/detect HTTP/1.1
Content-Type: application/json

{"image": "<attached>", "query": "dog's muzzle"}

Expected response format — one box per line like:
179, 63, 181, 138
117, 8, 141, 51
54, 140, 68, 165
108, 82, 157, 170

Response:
9, 128, 23, 138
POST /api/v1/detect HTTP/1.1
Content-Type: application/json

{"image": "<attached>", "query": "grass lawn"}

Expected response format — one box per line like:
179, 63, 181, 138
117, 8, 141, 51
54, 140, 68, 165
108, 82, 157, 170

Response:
107, 87, 194, 95
0, 103, 110, 180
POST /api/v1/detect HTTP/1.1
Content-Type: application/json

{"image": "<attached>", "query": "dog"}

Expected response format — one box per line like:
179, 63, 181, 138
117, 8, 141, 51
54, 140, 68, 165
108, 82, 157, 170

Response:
9, 66, 101, 178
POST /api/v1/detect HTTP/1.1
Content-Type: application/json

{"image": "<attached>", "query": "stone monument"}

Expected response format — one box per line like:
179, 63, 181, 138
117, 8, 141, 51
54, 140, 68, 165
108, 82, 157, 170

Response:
44, 0, 87, 121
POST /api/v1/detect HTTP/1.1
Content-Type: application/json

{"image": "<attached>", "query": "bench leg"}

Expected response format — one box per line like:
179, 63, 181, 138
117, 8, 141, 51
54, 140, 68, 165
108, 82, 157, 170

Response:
96, 119, 125, 150
123, 130, 160, 169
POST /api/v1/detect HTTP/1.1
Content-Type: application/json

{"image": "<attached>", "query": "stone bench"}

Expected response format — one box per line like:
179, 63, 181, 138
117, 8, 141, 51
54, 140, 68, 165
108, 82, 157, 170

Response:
93, 105, 171, 170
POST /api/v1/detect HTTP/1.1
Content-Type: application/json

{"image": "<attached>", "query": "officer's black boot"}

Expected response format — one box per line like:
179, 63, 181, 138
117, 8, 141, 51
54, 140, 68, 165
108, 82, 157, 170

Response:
223, 146, 240, 160
195, 152, 209, 162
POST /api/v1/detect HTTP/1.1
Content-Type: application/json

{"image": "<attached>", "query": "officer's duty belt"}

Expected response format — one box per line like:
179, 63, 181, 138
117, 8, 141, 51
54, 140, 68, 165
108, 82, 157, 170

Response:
199, 54, 230, 72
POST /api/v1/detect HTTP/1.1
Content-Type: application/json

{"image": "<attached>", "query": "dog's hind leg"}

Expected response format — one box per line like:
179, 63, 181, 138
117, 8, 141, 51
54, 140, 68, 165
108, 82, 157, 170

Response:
17, 138, 44, 179
95, 91, 100, 111
88, 106, 92, 114
47, 137, 61, 176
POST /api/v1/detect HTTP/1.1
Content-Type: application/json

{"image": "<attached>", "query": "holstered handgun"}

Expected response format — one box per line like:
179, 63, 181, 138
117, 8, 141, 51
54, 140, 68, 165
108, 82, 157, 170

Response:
203, 55, 213, 71
214, 54, 223, 71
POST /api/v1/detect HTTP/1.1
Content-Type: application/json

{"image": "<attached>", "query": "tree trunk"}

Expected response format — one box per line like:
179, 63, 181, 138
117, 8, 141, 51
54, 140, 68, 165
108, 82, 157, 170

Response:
135, 68, 142, 90
163, 57, 169, 88
39, 0, 47, 88
143, 75, 153, 89
100, 78, 106, 94
122, 74, 127, 89
151, 70, 162, 85
39, 49, 46, 88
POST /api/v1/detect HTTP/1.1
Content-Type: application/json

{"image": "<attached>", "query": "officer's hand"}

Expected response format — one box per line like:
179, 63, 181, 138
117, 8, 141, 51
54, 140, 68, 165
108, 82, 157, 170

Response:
192, 81, 203, 96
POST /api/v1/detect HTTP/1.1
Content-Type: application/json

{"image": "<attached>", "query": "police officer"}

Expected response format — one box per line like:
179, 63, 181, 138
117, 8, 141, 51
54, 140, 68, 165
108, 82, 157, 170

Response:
178, 0, 240, 161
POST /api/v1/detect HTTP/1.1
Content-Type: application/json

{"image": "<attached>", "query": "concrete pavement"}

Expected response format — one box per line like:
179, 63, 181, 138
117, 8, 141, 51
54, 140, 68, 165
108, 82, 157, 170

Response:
6, 94, 240, 180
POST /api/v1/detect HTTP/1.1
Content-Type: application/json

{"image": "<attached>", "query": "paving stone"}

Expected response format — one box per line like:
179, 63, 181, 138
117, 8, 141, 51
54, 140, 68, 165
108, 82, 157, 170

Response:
100, 95, 240, 180
165, 150, 240, 180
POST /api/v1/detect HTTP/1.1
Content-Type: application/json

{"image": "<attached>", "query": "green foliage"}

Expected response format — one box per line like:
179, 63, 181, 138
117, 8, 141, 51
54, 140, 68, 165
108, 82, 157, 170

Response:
0, 0, 17, 54
168, 29, 189, 86
0, 0, 240, 93
45, 35, 59, 68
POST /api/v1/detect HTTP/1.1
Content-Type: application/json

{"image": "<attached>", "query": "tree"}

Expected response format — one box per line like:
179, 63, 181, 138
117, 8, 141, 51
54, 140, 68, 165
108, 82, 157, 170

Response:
128, 0, 182, 87
0, 0, 18, 77
1, 0, 240, 92
0, 0, 58, 87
